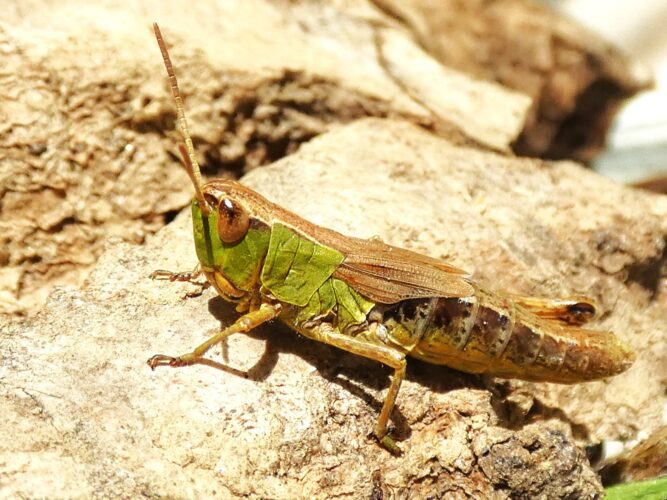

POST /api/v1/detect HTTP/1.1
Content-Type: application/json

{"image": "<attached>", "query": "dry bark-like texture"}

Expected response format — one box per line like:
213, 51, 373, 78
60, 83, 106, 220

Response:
372, 0, 652, 161
599, 425, 667, 485
2, 119, 665, 498
1, 0, 532, 316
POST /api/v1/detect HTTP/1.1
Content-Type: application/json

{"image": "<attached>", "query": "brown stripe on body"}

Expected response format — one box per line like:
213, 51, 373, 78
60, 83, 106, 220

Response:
501, 321, 544, 368
557, 327, 635, 381
428, 295, 479, 350
403, 295, 484, 371
463, 289, 516, 359
410, 288, 552, 377
496, 312, 634, 382
533, 334, 568, 371
410, 289, 521, 374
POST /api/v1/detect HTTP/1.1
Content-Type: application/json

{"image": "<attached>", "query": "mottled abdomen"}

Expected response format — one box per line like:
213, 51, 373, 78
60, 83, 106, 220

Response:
380, 287, 635, 383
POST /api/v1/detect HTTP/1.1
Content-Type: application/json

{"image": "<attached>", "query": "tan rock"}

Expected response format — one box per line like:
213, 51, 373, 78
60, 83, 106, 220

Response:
4, 118, 664, 497
4, 0, 643, 316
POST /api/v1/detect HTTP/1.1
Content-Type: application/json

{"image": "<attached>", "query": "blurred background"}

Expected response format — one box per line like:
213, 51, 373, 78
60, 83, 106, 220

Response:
555, 0, 667, 189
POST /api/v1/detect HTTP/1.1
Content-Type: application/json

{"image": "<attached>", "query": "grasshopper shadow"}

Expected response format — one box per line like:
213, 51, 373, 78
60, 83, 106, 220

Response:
204, 296, 589, 444
489, 380, 590, 441
204, 296, 495, 444
206, 296, 415, 437
485, 380, 592, 441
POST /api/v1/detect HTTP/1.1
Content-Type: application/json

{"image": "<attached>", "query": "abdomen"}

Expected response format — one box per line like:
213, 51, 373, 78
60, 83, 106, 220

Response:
381, 287, 635, 383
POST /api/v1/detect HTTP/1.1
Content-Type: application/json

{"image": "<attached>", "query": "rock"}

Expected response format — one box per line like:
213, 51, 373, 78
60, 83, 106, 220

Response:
599, 425, 667, 485
1, 0, 530, 315
373, 0, 652, 161
4, 118, 664, 497
2, 0, 643, 316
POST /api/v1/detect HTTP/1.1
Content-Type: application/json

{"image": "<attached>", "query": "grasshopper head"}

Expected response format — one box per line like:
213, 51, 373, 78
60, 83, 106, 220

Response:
154, 23, 273, 298
191, 180, 273, 297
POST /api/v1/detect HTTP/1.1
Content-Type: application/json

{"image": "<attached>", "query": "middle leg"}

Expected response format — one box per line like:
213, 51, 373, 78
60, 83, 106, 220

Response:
302, 322, 407, 454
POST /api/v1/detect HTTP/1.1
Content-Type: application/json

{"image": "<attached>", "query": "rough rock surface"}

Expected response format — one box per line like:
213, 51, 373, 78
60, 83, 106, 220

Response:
2, 119, 665, 497
0, 0, 529, 315
1, 0, 644, 316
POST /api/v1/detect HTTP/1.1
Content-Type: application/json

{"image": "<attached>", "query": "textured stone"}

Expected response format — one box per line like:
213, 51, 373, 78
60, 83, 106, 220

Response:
1, 0, 530, 314
3, 119, 665, 497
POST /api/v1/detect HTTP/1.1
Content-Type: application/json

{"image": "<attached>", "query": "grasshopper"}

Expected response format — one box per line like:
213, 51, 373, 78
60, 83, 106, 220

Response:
147, 24, 635, 453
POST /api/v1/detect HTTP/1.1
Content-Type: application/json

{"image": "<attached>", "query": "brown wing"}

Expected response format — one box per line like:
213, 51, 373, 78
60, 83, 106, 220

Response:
332, 238, 474, 304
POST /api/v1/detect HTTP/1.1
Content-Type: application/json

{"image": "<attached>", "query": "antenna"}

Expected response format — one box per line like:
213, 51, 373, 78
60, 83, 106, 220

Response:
153, 22, 211, 216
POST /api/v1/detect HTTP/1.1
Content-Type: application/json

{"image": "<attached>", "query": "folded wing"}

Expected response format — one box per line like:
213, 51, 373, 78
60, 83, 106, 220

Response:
333, 238, 474, 304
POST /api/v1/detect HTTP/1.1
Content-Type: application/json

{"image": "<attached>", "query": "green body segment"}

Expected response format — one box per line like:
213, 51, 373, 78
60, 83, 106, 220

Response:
192, 206, 374, 330
261, 223, 345, 306
296, 277, 374, 330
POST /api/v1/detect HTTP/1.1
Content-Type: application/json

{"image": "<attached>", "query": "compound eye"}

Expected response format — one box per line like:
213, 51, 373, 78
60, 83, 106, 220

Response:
565, 301, 597, 325
217, 198, 250, 243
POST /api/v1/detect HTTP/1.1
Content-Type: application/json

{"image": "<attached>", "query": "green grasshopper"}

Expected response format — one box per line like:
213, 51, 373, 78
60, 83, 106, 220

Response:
147, 24, 635, 453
